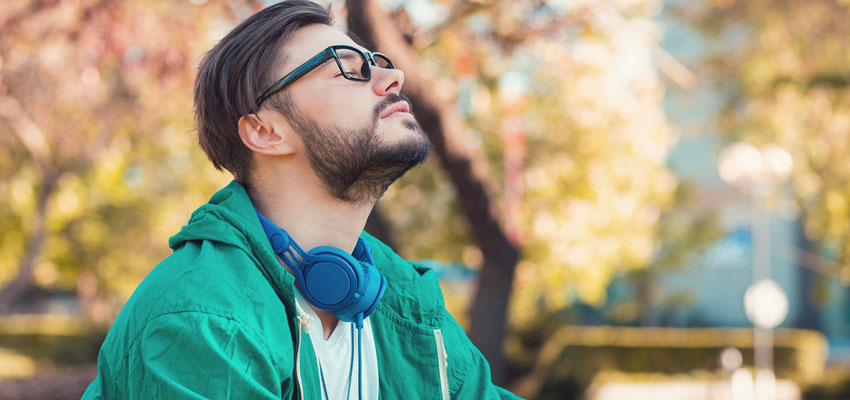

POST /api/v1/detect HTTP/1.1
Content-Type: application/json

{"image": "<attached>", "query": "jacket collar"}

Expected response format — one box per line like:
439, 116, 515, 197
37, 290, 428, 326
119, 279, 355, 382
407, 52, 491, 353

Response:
169, 180, 445, 324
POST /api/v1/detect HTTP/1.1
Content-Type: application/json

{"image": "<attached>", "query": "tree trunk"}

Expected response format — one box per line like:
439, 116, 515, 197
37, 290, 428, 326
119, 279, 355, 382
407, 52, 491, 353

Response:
347, 0, 520, 383
0, 93, 57, 313
0, 173, 57, 313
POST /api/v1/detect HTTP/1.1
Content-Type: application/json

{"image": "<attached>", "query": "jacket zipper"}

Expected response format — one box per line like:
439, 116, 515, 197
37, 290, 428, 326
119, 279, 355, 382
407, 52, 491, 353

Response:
433, 329, 450, 400
295, 313, 307, 400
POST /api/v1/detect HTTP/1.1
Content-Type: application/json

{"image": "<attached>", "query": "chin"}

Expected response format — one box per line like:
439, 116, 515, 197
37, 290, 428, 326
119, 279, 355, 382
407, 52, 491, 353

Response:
381, 117, 420, 138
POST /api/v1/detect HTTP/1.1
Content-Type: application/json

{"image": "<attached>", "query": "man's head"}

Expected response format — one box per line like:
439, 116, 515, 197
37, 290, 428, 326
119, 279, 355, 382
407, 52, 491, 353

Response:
194, 0, 430, 204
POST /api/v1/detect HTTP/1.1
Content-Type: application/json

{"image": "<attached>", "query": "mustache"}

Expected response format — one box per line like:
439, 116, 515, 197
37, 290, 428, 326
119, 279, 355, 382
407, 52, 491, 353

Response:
372, 92, 414, 121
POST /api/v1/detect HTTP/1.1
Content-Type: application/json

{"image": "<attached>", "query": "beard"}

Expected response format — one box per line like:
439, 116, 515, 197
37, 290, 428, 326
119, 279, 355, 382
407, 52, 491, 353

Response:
284, 92, 431, 204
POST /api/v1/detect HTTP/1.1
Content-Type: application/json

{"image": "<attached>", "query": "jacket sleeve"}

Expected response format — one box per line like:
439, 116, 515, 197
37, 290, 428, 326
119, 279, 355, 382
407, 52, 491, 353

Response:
441, 310, 526, 400
125, 311, 281, 399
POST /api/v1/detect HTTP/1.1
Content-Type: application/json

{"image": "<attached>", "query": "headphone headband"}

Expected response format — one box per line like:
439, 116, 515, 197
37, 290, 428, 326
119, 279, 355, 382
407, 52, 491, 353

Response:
256, 211, 309, 275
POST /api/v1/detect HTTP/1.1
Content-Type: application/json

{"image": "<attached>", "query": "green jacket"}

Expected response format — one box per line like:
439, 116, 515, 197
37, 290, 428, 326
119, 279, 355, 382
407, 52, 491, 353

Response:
83, 181, 523, 399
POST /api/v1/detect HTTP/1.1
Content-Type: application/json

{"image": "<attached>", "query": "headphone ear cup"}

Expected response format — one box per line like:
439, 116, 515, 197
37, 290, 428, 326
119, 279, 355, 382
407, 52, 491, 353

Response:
359, 262, 385, 317
300, 246, 363, 311
335, 261, 385, 322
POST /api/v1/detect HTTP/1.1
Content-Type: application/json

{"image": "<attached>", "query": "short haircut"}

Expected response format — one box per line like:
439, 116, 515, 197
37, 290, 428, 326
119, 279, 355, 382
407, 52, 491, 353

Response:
193, 0, 332, 184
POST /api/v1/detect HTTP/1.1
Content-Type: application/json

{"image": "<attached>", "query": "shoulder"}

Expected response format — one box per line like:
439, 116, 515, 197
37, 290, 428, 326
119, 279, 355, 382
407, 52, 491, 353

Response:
99, 239, 293, 371
129, 239, 267, 319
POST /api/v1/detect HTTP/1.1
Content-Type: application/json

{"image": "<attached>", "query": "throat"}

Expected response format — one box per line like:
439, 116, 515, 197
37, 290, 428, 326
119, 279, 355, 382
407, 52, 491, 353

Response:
313, 305, 340, 340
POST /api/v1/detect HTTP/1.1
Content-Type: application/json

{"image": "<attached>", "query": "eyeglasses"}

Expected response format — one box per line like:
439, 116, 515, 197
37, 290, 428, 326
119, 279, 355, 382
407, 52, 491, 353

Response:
255, 44, 395, 108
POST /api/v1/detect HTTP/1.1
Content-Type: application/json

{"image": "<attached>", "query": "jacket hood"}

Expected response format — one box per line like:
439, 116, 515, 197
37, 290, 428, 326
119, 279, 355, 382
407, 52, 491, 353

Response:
168, 181, 445, 324
168, 180, 295, 297
169, 181, 260, 253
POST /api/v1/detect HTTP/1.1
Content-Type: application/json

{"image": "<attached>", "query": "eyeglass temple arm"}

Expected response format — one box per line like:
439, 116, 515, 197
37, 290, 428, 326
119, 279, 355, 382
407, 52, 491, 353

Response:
255, 48, 335, 107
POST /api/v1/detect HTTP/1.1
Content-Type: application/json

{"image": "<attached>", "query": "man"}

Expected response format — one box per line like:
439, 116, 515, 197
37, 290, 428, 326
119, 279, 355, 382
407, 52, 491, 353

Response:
83, 1, 522, 399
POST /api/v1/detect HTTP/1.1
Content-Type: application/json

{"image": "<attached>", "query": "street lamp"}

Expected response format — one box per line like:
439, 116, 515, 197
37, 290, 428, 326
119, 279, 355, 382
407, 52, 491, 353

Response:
744, 280, 789, 330
718, 142, 792, 400
718, 143, 792, 191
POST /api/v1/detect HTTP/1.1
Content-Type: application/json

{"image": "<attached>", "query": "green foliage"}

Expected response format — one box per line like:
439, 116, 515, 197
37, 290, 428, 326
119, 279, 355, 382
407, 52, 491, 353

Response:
0, 0, 235, 316
688, 0, 850, 274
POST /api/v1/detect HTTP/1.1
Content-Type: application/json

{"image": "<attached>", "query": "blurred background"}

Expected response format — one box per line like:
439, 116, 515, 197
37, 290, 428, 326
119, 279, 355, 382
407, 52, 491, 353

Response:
1, 0, 850, 398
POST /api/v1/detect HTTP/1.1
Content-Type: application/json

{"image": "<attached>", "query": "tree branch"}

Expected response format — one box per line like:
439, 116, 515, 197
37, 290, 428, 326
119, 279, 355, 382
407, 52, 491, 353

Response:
0, 95, 51, 171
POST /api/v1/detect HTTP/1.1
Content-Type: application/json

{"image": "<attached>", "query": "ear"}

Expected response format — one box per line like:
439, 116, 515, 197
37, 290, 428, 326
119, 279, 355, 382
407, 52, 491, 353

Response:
237, 112, 297, 156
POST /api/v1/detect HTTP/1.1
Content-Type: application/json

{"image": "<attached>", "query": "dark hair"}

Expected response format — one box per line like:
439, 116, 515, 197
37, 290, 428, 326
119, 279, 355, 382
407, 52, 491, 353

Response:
193, 0, 332, 184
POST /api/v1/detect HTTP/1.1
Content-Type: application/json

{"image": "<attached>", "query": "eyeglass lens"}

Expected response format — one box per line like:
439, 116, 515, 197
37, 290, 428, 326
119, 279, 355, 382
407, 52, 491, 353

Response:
334, 48, 392, 80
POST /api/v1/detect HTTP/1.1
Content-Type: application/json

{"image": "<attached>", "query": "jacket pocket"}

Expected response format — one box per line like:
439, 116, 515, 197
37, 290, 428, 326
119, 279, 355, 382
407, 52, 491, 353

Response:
372, 312, 445, 400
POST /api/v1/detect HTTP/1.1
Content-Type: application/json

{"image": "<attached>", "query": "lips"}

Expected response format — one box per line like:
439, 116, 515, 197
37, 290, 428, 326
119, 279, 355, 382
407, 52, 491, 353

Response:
380, 101, 411, 118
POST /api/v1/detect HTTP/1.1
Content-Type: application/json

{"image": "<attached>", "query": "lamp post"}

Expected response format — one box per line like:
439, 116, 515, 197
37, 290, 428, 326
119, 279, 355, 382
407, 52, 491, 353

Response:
744, 280, 788, 400
718, 142, 792, 400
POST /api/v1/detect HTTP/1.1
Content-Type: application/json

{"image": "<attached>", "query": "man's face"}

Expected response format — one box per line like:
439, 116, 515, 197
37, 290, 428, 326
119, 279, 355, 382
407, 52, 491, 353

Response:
269, 24, 431, 203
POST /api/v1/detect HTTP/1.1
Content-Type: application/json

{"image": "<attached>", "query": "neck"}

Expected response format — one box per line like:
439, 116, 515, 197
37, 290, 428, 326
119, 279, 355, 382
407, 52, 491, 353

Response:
253, 190, 373, 254
249, 168, 375, 340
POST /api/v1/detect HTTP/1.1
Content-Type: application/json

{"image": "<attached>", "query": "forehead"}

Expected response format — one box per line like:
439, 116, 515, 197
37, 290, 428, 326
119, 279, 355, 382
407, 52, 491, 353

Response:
279, 24, 365, 73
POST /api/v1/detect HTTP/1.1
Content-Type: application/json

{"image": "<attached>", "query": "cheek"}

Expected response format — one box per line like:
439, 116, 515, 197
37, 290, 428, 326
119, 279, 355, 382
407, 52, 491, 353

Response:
294, 83, 377, 128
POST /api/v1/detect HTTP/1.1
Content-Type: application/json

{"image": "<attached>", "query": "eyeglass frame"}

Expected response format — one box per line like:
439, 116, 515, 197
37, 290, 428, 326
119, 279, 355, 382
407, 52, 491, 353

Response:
255, 44, 395, 109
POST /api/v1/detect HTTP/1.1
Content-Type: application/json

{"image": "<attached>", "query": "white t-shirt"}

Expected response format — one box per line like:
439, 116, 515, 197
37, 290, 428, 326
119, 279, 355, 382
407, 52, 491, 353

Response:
294, 290, 380, 400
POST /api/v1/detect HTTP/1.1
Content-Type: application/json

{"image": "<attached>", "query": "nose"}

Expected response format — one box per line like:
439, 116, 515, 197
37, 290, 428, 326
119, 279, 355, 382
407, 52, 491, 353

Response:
371, 66, 404, 96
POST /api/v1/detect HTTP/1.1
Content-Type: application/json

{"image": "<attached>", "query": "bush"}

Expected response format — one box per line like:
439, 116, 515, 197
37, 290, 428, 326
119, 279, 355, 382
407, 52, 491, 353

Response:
802, 366, 850, 400
0, 315, 106, 369
505, 323, 828, 399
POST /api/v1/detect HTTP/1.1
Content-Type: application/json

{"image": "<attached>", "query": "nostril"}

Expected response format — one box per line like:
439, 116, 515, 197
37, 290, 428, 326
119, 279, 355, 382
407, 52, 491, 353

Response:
384, 81, 400, 93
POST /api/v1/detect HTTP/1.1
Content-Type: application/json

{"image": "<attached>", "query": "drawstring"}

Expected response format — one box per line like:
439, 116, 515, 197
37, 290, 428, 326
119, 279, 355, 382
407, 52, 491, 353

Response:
356, 314, 363, 400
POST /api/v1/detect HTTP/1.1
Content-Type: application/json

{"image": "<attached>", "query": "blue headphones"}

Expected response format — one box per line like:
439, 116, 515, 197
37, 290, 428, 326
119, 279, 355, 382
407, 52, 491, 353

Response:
256, 211, 386, 329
